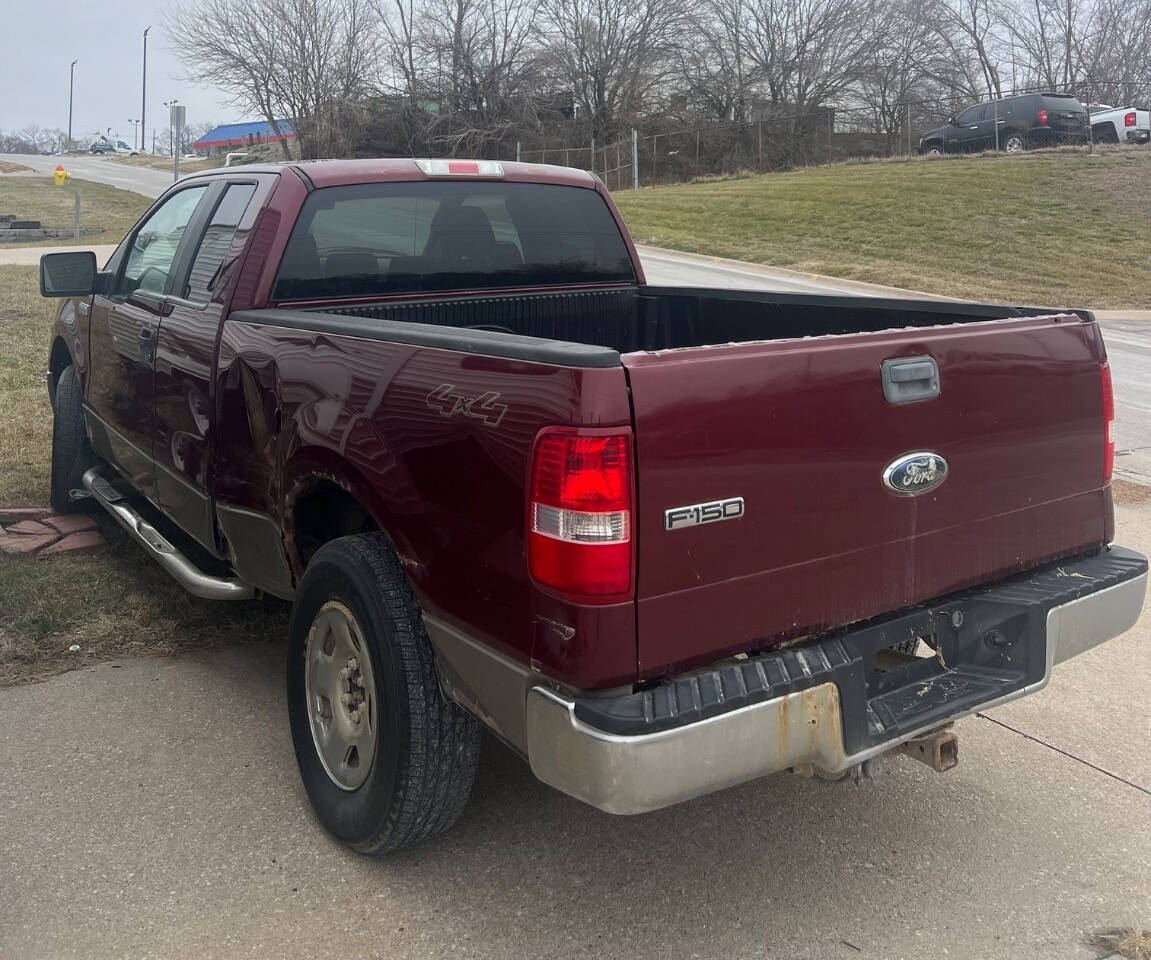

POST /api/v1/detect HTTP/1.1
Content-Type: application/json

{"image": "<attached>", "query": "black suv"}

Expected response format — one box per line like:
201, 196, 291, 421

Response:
919, 93, 1088, 155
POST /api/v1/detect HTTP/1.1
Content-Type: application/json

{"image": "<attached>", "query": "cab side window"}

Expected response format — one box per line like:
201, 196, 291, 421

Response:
183, 183, 257, 302
119, 185, 208, 297
956, 105, 984, 125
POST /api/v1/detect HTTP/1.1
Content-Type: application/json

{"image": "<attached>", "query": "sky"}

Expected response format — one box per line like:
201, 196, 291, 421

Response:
0, 0, 235, 147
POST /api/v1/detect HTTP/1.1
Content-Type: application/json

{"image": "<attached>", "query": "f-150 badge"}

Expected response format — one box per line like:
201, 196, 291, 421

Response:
883, 452, 948, 496
665, 497, 745, 531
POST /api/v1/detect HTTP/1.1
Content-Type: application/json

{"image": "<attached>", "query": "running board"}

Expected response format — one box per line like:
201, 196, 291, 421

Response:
81, 468, 255, 601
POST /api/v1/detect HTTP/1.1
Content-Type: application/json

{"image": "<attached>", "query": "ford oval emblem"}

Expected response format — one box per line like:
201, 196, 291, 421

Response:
883, 452, 948, 496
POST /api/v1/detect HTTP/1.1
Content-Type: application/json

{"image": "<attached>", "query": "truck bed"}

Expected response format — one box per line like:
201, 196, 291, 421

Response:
232, 285, 1111, 682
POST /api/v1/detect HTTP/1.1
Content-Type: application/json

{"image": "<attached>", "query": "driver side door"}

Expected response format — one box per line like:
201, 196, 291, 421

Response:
85, 184, 210, 502
947, 105, 986, 152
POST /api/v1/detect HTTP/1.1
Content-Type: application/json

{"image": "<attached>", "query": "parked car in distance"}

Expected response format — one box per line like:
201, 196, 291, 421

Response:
37, 158, 1147, 855
89, 137, 137, 156
1087, 104, 1151, 144
919, 93, 1088, 154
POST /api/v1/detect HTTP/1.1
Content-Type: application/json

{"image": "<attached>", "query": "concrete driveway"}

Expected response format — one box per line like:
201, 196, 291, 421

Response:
1, 501, 1149, 960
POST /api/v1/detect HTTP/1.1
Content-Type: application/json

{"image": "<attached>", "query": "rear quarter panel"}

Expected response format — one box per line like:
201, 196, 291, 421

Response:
215, 319, 638, 687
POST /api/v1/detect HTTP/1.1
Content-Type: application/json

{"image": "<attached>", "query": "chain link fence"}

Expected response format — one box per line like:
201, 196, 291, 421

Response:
515, 78, 1151, 192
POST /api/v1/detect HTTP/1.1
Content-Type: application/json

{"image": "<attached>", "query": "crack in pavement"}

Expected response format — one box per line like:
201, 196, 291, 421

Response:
976, 712, 1151, 799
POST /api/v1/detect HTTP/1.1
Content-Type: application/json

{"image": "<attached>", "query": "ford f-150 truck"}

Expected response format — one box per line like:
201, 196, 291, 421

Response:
38, 158, 1147, 854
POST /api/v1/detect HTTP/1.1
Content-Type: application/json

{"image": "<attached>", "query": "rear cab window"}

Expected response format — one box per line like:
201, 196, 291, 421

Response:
272, 180, 636, 301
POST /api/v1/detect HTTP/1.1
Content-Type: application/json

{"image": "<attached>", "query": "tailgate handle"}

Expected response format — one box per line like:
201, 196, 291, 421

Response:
882, 357, 940, 404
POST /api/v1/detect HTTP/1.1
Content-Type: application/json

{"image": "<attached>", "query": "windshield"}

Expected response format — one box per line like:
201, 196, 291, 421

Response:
273, 180, 636, 301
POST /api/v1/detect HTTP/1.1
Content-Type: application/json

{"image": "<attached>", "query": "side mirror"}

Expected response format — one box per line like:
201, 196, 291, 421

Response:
948, 116, 958, 126
40, 251, 107, 298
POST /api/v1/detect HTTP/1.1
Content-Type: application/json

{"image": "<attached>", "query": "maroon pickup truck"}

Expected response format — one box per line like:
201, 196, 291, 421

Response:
39, 158, 1147, 853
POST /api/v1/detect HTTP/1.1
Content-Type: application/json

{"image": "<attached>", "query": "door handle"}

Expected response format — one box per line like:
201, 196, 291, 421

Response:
139, 326, 154, 341
882, 356, 940, 404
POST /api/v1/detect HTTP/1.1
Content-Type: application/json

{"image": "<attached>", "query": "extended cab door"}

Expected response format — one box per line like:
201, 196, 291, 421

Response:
152, 178, 264, 552
85, 183, 211, 500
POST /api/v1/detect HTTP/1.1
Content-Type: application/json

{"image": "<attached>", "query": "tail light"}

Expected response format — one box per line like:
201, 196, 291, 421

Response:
1102, 362, 1115, 484
1126, 112, 1137, 127
1038, 108, 1049, 126
528, 429, 634, 602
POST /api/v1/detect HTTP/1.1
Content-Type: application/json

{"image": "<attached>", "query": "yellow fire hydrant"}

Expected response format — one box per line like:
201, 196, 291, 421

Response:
54, 165, 80, 239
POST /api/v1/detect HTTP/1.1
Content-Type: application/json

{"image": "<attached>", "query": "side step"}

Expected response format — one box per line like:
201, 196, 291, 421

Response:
82, 468, 255, 601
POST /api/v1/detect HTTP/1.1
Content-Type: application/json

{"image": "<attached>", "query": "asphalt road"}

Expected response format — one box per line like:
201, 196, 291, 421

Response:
1, 499, 1148, 960
2, 152, 176, 197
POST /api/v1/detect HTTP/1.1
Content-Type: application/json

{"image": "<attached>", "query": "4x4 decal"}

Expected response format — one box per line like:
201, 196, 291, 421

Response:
425, 384, 509, 428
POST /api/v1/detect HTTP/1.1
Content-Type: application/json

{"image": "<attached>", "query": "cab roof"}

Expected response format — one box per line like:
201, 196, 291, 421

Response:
186, 157, 600, 190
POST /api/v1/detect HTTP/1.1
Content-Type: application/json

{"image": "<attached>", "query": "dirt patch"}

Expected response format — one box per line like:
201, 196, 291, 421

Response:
1091, 927, 1151, 959
1113, 478, 1151, 504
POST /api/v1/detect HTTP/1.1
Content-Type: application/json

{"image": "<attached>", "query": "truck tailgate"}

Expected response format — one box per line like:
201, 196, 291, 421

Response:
623, 313, 1111, 679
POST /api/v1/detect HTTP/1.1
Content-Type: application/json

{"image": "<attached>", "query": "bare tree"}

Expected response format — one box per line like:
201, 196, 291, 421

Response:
536, 0, 688, 141
924, 0, 1004, 98
856, 0, 939, 150
679, 0, 759, 120
166, 0, 378, 159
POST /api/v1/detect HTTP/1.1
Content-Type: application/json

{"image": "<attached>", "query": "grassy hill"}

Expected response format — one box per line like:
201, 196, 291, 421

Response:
0, 177, 149, 248
612, 148, 1151, 309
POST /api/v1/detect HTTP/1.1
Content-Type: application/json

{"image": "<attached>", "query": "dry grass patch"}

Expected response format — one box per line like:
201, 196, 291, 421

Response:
0, 177, 150, 248
0, 160, 32, 174
111, 154, 217, 173
0, 266, 286, 684
614, 149, 1151, 308
1091, 928, 1151, 959
0, 267, 55, 506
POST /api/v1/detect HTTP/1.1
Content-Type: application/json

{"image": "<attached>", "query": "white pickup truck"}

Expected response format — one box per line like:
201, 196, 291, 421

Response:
1089, 104, 1150, 144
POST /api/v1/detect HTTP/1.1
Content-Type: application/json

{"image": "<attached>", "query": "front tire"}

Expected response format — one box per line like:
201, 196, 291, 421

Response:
287, 533, 481, 854
50, 365, 93, 514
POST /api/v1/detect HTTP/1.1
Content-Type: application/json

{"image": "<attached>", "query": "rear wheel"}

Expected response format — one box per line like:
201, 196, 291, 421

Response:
1004, 133, 1026, 153
50, 365, 93, 514
287, 533, 481, 854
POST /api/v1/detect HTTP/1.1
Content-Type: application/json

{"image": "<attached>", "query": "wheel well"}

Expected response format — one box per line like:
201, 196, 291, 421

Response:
48, 338, 73, 402
291, 479, 378, 569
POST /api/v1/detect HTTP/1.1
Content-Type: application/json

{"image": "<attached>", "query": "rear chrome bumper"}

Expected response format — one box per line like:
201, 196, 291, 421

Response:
526, 551, 1147, 815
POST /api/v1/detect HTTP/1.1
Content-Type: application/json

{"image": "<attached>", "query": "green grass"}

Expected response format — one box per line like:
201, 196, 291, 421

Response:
0, 177, 150, 248
614, 148, 1151, 308
0, 266, 285, 684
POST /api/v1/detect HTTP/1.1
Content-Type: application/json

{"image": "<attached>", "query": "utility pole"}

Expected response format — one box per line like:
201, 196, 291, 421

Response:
68, 59, 78, 152
142, 27, 150, 153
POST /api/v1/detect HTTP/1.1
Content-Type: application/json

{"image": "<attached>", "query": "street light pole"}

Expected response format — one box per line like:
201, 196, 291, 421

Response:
141, 27, 150, 153
68, 59, 78, 152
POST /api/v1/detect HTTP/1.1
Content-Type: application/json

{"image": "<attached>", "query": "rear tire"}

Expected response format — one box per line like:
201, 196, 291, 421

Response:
287, 533, 481, 854
1004, 133, 1026, 153
49, 365, 93, 514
